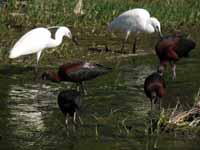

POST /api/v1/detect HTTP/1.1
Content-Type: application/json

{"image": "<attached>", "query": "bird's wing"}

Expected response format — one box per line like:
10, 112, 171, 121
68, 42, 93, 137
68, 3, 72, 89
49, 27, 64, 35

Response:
123, 9, 150, 32
167, 48, 179, 60
10, 28, 51, 56
132, 10, 150, 32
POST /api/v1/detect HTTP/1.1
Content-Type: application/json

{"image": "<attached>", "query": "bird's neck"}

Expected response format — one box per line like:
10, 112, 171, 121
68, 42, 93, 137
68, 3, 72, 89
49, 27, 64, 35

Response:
49, 72, 62, 82
47, 29, 65, 48
144, 19, 155, 33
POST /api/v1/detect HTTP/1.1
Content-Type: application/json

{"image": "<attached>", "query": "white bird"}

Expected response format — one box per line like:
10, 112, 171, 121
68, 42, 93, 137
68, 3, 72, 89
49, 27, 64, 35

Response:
9, 26, 76, 72
108, 8, 162, 53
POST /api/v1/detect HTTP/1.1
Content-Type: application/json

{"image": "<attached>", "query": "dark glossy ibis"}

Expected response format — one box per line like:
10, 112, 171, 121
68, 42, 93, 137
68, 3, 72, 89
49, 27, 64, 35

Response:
42, 61, 112, 94
144, 72, 166, 111
155, 34, 196, 79
58, 90, 82, 126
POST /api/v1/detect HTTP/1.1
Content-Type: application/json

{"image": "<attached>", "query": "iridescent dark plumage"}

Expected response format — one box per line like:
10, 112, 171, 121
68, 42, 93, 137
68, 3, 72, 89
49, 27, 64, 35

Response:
144, 72, 166, 110
58, 61, 112, 82
58, 90, 82, 125
42, 61, 112, 94
155, 34, 196, 79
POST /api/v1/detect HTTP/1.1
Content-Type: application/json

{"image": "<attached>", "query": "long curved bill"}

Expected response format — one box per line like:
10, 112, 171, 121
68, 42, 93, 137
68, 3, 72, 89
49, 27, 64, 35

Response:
72, 36, 79, 46
158, 30, 163, 39
159, 31, 163, 38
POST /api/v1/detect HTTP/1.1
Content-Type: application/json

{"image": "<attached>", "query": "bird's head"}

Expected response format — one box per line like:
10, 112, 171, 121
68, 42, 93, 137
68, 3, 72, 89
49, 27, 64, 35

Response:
150, 17, 163, 38
41, 71, 51, 80
157, 65, 164, 76
41, 71, 60, 82
57, 26, 72, 39
60, 26, 79, 46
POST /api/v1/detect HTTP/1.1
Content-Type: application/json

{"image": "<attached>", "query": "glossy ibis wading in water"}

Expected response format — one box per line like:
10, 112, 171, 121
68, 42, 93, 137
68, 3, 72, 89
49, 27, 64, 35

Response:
155, 34, 196, 79
42, 61, 112, 94
108, 8, 162, 53
9, 26, 78, 72
58, 90, 82, 126
144, 72, 166, 111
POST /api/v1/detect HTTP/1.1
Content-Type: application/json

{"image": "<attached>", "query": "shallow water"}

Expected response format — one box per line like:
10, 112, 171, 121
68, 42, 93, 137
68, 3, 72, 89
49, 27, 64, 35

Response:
0, 28, 200, 150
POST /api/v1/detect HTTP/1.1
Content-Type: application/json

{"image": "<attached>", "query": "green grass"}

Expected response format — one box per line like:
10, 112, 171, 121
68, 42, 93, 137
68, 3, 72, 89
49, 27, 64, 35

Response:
0, 0, 200, 30
0, 0, 199, 61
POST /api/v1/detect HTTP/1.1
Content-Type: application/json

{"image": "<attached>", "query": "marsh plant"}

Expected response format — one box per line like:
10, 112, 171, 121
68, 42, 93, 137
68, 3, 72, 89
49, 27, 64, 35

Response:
0, 0, 199, 60
0, 0, 200, 30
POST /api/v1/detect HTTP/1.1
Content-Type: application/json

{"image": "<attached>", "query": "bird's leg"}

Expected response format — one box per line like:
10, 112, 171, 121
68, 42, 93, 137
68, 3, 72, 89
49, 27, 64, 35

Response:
121, 40, 125, 53
170, 62, 176, 80
121, 31, 130, 53
80, 82, 87, 96
73, 112, 77, 124
74, 83, 79, 91
22, 56, 27, 63
132, 35, 137, 53
83, 82, 88, 95
34, 63, 38, 80
35, 51, 42, 74
150, 99, 153, 112
72, 35, 79, 46
78, 115, 83, 125
149, 102, 154, 135
34, 64, 38, 75
77, 111, 83, 125
153, 97, 160, 111
172, 64, 176, 80
65, 114, 69, 127
158, 97, 161, 110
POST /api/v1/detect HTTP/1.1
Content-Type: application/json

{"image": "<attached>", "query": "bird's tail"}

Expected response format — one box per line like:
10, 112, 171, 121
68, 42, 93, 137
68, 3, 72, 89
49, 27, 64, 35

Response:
9, 48, 20, 58
178, 38, 196, 57
95, 64, 112, 75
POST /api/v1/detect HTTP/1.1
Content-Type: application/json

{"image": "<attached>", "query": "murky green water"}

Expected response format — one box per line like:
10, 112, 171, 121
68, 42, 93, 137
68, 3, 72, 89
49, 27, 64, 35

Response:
0, 28, 200, 150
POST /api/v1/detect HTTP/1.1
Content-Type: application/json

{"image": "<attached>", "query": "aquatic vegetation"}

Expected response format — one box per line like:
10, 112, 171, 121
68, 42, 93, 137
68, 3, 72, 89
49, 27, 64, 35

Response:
145, 90, 200, 139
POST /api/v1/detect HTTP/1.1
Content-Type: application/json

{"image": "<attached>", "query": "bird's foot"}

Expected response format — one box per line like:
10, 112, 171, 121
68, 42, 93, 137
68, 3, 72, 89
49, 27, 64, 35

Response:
78, 115, 83, 125
172, 72, 176, 80
83, 89, 88, 96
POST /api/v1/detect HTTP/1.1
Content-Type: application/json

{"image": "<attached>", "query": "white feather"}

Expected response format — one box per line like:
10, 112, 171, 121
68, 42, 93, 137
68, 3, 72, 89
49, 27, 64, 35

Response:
108, 8, 160, 34
9, 28, 50, 58
9, 26, 73, 65
108, 8, 161, 52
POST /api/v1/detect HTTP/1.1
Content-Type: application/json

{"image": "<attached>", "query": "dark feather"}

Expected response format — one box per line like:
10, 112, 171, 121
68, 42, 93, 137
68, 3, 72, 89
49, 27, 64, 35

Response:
58, 90, 81, 117
144, 72, 166, 100
58, 61, 112, 82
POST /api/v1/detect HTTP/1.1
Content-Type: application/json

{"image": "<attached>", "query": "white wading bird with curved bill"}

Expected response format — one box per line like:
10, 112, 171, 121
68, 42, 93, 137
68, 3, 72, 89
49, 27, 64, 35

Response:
108, 8, 162, 53
9, 26, 78, 72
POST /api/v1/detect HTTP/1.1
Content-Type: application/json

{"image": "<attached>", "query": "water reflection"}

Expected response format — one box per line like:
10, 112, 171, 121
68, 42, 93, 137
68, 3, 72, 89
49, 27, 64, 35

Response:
0, 28, 200, 149
9, 84, 45, 131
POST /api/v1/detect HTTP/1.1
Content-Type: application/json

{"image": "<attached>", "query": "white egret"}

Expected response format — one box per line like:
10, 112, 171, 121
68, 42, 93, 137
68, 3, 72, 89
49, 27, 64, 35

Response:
9, 26, 77, 72
108, 8, 162, 53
